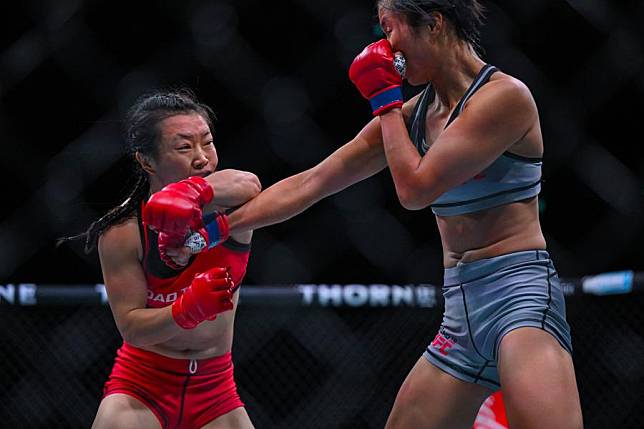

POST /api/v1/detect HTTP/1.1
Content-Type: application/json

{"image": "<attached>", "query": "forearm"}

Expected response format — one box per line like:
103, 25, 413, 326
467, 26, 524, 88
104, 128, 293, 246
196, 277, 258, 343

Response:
380, 110, 421, 181
227, 171, 321, 233
227, 132, 387, 232
117, 306, 184, 347
380, 110, 431, 208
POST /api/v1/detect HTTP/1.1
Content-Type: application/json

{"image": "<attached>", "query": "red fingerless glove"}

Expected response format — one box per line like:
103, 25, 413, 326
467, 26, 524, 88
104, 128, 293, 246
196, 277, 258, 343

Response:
143, 176, 215, 237
171, 267, 235, 329
349, 39, 403, 116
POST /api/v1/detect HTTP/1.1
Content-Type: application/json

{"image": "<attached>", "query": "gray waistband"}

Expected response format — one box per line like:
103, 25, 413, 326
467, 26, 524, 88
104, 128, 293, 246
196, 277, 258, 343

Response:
444, 250, 550, 286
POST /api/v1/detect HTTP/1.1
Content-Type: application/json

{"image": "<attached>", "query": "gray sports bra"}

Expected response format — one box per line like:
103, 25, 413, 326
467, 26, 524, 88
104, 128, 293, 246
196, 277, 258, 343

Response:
407, 64, 542, 216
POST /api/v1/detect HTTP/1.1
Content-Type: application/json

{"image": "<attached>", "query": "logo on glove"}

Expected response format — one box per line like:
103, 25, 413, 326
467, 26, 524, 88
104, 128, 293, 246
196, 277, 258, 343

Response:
184, 231, 207, 253
393, 52, 406, 77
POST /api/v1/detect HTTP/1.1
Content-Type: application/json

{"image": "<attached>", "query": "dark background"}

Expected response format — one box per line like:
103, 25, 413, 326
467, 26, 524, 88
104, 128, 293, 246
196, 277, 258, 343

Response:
1, 2, 644, 428
1, 1, 643, 285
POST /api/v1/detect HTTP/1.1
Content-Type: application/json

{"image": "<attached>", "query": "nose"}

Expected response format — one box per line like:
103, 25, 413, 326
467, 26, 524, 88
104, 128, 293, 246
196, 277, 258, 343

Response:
193, 147, 209, 169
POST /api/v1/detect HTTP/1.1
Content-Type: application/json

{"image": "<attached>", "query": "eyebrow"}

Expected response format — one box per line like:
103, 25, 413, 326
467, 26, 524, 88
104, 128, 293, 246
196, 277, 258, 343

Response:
176, 130, 212, 140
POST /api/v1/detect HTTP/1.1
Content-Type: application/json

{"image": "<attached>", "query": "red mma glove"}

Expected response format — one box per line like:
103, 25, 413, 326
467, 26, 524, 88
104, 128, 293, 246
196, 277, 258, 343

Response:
171, 267, 235, 329
349, 39, 403, 116
143, 176, 214, 237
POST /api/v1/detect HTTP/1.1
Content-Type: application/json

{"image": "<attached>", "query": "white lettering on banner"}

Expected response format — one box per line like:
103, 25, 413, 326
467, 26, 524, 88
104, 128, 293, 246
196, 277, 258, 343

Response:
317, 285, 343, 306
582, 271, 633, 295
392, 285, 414, 305
95, 284, 108, 304
298, 285, 316, 305
296, 284, 439, 307
414, 285, 436, 308
0, 284, 15, 304
344, 284, 369, 306
369, 284, 390, 306
560, 281, 576, 296
19, 284, 37, 305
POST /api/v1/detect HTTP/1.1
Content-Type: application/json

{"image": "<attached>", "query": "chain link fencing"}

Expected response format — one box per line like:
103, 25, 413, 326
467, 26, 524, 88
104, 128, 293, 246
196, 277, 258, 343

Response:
1, 279, 642, 428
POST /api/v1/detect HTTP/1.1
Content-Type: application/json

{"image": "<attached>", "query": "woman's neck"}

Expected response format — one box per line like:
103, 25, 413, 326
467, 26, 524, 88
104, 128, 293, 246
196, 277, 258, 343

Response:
429, 42, 486, 111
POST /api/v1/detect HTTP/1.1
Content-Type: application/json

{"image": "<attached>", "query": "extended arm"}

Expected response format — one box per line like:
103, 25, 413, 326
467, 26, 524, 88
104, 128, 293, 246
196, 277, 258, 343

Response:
227, 117, 387, 233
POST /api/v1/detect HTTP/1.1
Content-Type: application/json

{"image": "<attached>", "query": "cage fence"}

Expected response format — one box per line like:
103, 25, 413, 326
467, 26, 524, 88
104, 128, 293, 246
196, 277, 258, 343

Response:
1, 276, 642, 429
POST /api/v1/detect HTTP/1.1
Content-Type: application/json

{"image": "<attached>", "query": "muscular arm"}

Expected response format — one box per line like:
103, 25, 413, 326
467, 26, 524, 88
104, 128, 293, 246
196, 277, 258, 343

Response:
98, 219, 182, 346
379, 77, 538, 210
227, 117, 387, 233
204, 168, 262, 210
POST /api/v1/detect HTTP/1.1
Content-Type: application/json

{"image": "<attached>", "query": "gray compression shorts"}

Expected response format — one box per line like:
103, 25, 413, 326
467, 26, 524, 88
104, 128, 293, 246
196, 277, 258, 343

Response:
423, 250, 572, 391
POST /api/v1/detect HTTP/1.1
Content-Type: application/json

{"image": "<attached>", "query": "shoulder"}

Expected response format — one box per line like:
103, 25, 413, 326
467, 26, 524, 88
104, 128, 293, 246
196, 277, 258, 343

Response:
98, 217, 142, 263
460, 71, 538, 130
477, 72, 537, 113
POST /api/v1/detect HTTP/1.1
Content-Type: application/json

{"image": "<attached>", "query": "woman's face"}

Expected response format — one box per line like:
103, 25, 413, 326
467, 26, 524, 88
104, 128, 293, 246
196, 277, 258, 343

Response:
147, 113, 218, 188
378, 8, 434, 85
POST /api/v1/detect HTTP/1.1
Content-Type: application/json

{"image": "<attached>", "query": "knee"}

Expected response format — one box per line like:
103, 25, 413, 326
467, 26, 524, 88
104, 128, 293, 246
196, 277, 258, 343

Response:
506, 401, 583, 429
394, 373, 430, 413
385, 380, 425, 429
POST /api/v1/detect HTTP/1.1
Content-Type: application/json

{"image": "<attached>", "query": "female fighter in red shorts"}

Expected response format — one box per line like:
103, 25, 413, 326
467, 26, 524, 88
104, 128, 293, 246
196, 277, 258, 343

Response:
65, 90, 261, 429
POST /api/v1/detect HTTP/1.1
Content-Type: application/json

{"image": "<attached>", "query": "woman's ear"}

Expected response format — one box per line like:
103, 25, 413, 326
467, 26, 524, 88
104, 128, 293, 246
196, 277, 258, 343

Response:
428, 11, 444, 35
135, 151, 155, 175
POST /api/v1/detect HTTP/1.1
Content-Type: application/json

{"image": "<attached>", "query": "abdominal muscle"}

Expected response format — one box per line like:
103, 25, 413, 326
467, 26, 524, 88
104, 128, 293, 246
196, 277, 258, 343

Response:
139, 294, 239, 360
436, 197, 546, 268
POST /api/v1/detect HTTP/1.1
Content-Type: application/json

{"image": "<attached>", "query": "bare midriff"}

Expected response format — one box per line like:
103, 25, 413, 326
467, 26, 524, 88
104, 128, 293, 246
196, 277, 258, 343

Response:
140, 295, 239, 360
436, 197, 546, 268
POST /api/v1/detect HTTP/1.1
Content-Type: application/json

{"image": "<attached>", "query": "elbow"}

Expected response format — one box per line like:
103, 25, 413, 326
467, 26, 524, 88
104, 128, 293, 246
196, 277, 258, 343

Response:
393, 170, 442, 210
120, 325, 140, 346
121, 329, 156, 348
119, 321, 143, 346
118, 319, 153, 347
398, 194, 428, 211
244, 172, 262, 199
396, 184, 433, 211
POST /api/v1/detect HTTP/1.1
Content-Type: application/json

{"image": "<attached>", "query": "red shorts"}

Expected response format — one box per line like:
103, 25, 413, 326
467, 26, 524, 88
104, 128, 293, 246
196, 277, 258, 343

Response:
103, 342, 244, 429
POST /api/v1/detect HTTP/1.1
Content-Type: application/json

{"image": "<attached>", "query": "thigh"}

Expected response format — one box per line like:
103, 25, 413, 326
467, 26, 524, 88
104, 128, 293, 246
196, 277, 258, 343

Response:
200, 407, 254, 429
385, 357, 493, 429
92, 394, 161, 429
498, 327, 583, 429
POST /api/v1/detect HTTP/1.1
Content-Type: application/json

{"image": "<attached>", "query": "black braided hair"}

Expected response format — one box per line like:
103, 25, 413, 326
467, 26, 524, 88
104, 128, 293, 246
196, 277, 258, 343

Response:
377, 0, 486, 50
58, 89, 216, 253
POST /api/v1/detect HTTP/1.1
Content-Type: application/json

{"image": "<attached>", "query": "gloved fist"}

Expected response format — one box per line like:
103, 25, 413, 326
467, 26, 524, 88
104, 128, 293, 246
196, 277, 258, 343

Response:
349, 39, 403, 116
143, 176, 215, 237
171, 267, 235, 329
157, 212, 231, 270
158, 231, 190, 270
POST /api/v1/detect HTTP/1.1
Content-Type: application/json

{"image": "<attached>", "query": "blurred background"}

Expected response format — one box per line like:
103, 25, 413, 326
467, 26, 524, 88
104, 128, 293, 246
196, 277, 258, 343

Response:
1, 0, 643, 428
